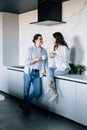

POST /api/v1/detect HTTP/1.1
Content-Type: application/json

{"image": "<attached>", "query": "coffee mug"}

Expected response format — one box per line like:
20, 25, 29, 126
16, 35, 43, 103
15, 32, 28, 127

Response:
42, 55, 46, 60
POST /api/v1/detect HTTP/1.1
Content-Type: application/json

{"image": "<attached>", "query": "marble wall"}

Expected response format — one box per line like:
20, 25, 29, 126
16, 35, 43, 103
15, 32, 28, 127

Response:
19, 0, 87, 73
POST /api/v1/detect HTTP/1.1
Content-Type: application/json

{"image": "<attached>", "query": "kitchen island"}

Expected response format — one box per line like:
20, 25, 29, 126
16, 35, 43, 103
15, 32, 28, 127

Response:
0, 66, 87, 126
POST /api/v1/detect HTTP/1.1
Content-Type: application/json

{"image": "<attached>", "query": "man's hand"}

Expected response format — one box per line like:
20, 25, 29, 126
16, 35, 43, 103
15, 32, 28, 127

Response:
35, 56, 42, 62
30, 56, 42, 64
42, 69, 46, 76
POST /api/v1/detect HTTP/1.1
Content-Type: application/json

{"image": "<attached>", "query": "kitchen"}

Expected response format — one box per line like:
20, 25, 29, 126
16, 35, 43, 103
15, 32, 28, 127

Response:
0, 0, 87, 129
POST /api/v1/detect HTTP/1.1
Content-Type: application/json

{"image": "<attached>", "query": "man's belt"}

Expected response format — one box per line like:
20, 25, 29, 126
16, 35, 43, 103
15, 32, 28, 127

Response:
32, 69, 39, 72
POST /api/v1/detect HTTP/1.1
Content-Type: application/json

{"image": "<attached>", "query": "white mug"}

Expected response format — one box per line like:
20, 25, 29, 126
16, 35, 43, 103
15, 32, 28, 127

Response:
42, 55, 46, 60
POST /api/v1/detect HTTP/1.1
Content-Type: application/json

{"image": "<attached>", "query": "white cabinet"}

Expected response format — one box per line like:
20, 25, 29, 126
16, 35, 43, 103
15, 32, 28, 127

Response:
53, 79, 75, 120
0, 67, 8, 93
7, 69, 24, 99
1, 67, 87, 126
35, 77, 75, 120
75, 83, 87, 126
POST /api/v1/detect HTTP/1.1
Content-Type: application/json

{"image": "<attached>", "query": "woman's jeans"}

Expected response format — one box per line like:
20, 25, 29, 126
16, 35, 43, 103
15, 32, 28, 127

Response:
23, 70, 41, 107
47, 67, 70, 89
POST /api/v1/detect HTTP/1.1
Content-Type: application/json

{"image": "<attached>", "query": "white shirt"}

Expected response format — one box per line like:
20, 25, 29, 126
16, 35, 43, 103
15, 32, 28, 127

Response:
49, 46, 70, 71
33, 47, 41, 70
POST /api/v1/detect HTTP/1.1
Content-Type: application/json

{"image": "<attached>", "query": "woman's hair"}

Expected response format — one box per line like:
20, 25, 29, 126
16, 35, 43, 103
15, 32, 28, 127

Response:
32, 34, 42, 43
53, 32, 69, 51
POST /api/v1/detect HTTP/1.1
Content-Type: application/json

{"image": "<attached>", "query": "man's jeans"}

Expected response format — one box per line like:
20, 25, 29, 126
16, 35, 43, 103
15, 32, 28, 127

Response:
23, 70, 41, 107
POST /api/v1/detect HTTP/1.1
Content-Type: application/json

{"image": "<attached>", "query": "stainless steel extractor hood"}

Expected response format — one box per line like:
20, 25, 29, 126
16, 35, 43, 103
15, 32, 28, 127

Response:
30, 0, 70, 26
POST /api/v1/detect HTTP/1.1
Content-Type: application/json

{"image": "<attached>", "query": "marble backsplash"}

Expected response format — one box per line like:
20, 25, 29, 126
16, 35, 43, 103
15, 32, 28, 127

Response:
19, 0, 87, 74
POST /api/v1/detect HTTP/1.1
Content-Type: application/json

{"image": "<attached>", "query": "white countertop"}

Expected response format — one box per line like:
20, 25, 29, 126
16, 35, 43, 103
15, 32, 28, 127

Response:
7, 66, 24, 72
6, 66, 87, 84
56, 74, 87, 84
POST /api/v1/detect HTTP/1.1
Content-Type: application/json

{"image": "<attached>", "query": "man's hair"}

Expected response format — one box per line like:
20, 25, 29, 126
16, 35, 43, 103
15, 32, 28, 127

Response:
32, 34, 42, 43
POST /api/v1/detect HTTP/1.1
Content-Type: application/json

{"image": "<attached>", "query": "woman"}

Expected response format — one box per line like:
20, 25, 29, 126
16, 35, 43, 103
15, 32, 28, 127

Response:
45, 32, 70, 102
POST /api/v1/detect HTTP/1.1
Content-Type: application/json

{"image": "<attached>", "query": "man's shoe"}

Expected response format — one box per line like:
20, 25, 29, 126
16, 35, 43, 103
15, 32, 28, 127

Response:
19, 103, 30, 115
19, 103, 24, 110
23, 109, 30, 115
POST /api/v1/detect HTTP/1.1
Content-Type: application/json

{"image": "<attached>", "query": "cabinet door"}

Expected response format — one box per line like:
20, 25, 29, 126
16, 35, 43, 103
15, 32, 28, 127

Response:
8, 70, 24, 99
53, 79, 75, 120
0, 67, 8, 93
75, 83, 87, 126
35, 77, 75, 120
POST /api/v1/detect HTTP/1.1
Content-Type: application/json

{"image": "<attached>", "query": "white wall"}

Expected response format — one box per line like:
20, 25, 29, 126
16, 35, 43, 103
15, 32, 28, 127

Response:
2, 13, 19, 66
19, 0, 87, 69
0, 13, 19, 66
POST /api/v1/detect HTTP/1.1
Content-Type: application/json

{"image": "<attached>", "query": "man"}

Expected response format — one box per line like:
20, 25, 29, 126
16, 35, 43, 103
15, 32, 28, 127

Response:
20, 34, 48, 115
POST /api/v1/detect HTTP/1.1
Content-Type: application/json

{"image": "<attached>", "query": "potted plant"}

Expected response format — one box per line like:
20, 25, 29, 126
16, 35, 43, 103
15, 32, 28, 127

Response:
69, 63, 85, 75
76, 65, 85, 74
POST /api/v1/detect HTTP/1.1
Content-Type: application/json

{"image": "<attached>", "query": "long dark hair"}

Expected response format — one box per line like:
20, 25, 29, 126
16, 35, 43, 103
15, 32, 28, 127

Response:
53, 32, 69, 51
32, 34, 42, 43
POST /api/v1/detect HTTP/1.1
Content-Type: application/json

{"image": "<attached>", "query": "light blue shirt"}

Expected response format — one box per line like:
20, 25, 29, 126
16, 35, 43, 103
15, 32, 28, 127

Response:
24, 45, 48, 77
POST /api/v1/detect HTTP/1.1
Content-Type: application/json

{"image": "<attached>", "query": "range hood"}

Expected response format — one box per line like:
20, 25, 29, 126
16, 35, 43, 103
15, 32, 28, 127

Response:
30, 0, 69, 26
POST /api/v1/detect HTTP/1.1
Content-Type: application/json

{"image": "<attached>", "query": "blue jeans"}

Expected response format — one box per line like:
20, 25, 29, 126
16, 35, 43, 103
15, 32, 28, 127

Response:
23, 70, 41, 106
47, 67, 69, 89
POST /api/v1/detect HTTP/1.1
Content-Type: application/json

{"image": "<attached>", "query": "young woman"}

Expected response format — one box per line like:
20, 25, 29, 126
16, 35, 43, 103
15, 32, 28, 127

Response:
45, 32, 70, 102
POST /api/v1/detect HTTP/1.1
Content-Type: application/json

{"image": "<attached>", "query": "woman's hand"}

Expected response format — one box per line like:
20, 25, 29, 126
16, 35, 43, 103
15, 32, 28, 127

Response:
49, 52, 56, 58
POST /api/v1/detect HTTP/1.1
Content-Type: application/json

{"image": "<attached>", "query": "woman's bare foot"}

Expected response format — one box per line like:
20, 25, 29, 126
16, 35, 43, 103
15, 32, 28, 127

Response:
52, 89, 57, 95
48, 90, 57, 102
48, 81, 52, 88
45, 81, 52, 94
